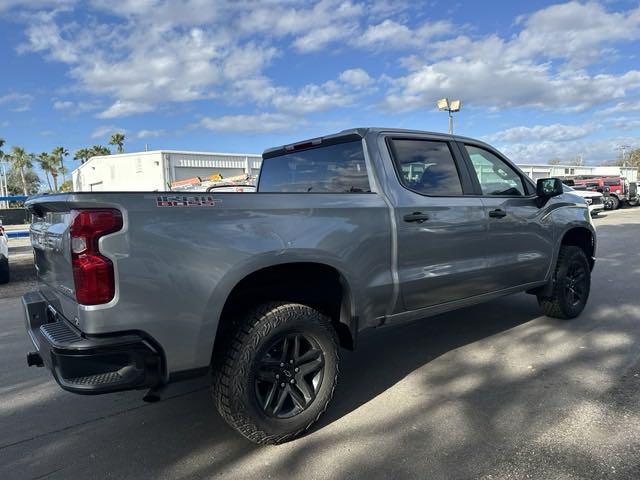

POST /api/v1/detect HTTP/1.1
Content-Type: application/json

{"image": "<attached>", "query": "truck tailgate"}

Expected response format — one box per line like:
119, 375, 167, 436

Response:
29, 200, 79, 321
31, 212, 75, 294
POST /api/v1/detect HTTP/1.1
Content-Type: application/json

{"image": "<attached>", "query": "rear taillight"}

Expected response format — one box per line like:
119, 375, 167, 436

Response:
70, 209, 123, 305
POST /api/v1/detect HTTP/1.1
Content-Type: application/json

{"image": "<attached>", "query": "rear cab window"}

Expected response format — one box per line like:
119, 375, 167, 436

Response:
258, 140, 370, 193
387, 139, 463, 196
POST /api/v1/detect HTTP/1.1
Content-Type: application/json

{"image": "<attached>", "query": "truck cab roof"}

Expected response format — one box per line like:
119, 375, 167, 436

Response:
262, 127, 491, 158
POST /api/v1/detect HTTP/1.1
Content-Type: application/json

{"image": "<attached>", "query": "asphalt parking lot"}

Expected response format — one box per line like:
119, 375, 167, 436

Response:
1, 209, 640, 480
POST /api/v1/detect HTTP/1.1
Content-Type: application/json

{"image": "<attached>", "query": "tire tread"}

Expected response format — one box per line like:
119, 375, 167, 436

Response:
212, 302, 339, 445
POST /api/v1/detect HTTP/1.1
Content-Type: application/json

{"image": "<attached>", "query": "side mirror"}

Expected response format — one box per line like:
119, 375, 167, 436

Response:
536, 178, 563, 198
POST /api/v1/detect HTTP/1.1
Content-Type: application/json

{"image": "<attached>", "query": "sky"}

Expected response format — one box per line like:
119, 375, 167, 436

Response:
1, 0, 640, 175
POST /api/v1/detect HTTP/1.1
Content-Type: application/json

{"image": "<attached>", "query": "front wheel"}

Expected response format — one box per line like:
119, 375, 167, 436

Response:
537, 246, 591, 319
213, 302, 339, 445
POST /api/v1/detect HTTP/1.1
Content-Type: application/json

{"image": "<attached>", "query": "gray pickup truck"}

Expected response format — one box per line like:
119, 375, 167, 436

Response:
23, 128, 596, 444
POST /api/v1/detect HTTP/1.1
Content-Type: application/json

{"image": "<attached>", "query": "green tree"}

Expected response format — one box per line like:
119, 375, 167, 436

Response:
89, 145, 111, 157
59, 179, 73, 192
622, 147, 640, 169
108, 133, 125, 153
8, 146, 33, 195
52, 146, 69, 184
74, 148, 92, 164
6, 168, 40, 196
36, 152, 55, 191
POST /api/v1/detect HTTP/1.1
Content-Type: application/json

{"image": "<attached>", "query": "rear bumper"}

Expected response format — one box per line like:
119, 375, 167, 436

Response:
23, 291, 163, 395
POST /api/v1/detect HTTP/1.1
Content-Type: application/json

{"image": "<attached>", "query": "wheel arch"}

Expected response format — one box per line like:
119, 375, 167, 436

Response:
211, 261, 358, 365
560, 226, 596, 270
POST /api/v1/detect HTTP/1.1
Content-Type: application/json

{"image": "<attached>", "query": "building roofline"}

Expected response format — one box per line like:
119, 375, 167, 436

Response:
73, 149, 262, 173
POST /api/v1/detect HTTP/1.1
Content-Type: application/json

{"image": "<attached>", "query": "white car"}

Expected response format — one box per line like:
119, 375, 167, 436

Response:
569, 187, 605, 216
0, 221, 9, 283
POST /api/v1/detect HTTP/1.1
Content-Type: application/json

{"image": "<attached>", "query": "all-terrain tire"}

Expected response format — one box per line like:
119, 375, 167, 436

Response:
0, 257, 9, 284
212, 302, 339, 445
538, 246, 590, 319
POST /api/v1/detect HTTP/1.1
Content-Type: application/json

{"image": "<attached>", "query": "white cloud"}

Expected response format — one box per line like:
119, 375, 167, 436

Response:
90, 125, 126, 139
293, 23, 357, 52
487, 124, 594, 143
383, 59, 640, 112
97, 100, 153, 119
602, 100, 640, 115
271, 80, 359, 114
136, 129, 166, 139
339, 68, 373, 87
0, 0, 72, 13
502, 136, 640, 165
382, 1, 640, 112
355, 19, 452, 50
605, 116, 640, 131
0, 92, 33, 111
52, 100, 73, 110
511, 1, 640, 66
200, 113, 298, 133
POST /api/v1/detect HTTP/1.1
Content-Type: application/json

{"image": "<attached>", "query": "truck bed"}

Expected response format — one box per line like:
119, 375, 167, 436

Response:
27, 191, 393, 375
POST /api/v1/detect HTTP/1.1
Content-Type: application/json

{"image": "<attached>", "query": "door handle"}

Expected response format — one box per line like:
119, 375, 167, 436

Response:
488, 209, 507, 218
403, 212, 430, 223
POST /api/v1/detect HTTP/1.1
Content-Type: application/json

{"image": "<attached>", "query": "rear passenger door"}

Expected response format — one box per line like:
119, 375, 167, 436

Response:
387, 137, 491, 311
459, 142, 554, 290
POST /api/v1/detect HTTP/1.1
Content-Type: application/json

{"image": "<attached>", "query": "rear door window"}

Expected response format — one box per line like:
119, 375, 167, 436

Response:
388, 139, 463, 196
258, 141, 370, 193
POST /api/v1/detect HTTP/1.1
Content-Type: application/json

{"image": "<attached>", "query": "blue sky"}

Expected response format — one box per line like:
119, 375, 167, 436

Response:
1, 0, 639, 174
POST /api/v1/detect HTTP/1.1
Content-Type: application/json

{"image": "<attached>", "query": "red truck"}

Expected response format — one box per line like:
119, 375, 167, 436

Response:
572, 176, 638, 210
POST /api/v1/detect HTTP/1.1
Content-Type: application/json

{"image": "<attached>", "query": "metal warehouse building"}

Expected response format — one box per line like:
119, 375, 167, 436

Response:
517, 164, 638, 182
72, 150, 262, 192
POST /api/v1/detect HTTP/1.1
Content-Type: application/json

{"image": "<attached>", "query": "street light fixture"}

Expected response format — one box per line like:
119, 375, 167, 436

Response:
437, 98, 462, 134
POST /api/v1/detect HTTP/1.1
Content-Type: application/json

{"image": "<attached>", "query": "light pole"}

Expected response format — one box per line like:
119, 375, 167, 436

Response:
616, 144, 630, 167
437, 98, 462, 134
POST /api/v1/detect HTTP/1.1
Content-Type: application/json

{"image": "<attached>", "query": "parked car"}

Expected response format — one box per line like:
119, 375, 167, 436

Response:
572, 176, 637, 209
562, 182, 605, 216
23, 128, 596, 444
0, 221, 9, 284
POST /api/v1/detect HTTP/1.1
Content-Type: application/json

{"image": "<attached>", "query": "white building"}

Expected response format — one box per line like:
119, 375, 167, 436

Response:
72, 150, 262, 192
517, 164, 638, 182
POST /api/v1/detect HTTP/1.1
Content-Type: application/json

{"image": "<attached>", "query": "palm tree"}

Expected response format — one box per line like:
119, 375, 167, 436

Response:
8, 146, 32, 195
52, 146, 69, 183
74, 148, 92, 164
36, 152, 54, 191
109, 133, 125, 153
90, 145, 111, 157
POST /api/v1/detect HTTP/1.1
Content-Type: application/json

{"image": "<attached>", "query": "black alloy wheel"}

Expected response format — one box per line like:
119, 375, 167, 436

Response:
254, 333, 325, 419
564, 261, 587, 307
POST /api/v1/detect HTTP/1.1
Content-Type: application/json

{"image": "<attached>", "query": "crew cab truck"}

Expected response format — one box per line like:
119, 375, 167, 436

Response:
23, 128, 596, 444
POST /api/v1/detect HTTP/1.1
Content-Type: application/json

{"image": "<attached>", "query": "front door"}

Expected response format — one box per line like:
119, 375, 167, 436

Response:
461, 143, 554, 291
387, 138, 490, 311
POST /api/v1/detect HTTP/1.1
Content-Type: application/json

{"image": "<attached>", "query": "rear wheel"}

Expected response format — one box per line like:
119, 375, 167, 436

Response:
212, 302, 339, 445
537, 246, 590, 319
0, 257, 9, 284
609, 196, 620, 210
